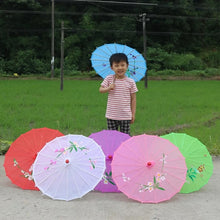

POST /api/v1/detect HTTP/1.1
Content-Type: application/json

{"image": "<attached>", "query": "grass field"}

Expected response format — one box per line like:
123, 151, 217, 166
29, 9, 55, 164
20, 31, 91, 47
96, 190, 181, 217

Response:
0, 79, 220, 155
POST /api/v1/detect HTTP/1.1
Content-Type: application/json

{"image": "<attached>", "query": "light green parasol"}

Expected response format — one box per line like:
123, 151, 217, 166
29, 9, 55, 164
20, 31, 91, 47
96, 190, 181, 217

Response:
161, 133, 213, 193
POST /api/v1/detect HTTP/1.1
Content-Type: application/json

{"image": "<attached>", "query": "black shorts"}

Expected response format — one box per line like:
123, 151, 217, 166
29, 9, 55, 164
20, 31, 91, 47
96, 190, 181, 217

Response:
107, 118, 131, 135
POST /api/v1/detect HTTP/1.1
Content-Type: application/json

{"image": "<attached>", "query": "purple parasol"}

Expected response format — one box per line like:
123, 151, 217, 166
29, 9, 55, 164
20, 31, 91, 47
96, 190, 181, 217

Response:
89, 130, 130, 192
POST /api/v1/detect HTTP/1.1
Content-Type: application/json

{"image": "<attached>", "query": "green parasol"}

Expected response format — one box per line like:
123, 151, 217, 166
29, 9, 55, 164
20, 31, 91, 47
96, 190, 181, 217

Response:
161, 133, 213, 193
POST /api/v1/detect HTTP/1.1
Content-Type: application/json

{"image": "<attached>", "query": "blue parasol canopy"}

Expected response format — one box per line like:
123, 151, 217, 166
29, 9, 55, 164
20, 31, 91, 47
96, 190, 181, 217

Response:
91, 43, 147, 82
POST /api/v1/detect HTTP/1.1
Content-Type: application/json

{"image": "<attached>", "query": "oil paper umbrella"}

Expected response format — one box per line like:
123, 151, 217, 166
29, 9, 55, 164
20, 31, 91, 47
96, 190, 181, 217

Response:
161, 133, 213, 193
91, 43, 147, 82
89, 130, 130, 192
32, 134, 106, 201
3, 128, 64, 190
111, 134, 187, 203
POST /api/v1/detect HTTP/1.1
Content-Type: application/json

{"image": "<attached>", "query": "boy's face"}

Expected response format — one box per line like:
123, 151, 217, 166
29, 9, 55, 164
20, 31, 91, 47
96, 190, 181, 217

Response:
111, 61, 128, 79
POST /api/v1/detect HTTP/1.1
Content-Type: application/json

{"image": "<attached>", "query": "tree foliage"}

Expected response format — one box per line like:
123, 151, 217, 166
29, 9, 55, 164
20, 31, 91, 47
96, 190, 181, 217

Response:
0, 0, 219, 74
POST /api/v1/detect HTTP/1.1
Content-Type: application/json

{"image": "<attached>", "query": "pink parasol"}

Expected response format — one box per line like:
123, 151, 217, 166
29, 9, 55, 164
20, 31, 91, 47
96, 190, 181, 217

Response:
111, 134, 187, 203
89, 130, 130, 192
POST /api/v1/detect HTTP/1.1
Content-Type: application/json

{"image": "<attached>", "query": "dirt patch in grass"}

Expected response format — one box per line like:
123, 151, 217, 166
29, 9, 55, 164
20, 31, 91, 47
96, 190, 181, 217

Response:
148, 114, 220, 136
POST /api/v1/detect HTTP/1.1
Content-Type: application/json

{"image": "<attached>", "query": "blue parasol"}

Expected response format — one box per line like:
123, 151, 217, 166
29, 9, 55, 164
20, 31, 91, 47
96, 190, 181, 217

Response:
91, 43, 147, 82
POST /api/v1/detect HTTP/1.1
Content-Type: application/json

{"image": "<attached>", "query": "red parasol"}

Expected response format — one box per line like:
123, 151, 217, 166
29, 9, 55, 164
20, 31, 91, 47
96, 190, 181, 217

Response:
4, 128, 64, 190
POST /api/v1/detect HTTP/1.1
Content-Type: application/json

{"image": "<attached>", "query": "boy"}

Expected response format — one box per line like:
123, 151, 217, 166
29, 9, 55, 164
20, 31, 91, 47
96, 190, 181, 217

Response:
99, 53, 138, 135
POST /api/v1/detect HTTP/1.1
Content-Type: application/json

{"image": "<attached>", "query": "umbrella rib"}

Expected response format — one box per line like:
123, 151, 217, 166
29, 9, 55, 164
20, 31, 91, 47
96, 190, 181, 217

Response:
96, 69, 114, 76
128, 59, 146, 64
91, 53, 109, 59
164, 175, 183, 192
128, 64, 147, 72
130, 73, 142, 82
165, 164, 187, 171
40, 169, 61, 194
187, 152, 211, 159
132, 54, 145, 59
112, 163, 145, 171
74, 167, 95, 192
69, 166, 83, 198
120, 145, 148, 163
165, 169, 186, 182
93, 64, 110, 72
77, 166, 103, 179
125, 48, 135, 57
35, 152, 57, 160
34, 163, 64, 180
53, 168, 65, 199
114, 43, 118, 53
77, 163, 104, 170
165, 157, 186, 163
115, 151, 144, 164
113, 167, 146, 179
114, 168, 146, 190
104, 44, 115, 55
11, 135, 36, 155
121, 44, 125, 53
185, 152, 211, 162
96, 46, 112, 57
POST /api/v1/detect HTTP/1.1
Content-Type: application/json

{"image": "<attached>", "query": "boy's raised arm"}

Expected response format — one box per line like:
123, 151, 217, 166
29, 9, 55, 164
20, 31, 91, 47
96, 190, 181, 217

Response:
99, 84, 115, 93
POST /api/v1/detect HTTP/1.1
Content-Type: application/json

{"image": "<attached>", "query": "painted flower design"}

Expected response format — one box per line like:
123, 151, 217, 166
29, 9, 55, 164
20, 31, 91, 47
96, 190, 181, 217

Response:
156, 172, 166, 183
160, 153, 167, 164
126, 53, 138, 76
187, 164, 205, 182
13, 159, 34, 181
55, 141, 89, 158
89, 158, 96, 169
45, 141, 89, 170
102, 171, 115, 185
13, 159, 18, 166
139, 153, 167, 193
122, 173, 130, 182
44, 160, 57, 170
139, 176, 165, 193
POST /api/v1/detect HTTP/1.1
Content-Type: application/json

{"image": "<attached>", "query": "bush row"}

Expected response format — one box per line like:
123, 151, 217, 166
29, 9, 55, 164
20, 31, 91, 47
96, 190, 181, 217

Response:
0, 48, 220, 77
146, 47, 220, 71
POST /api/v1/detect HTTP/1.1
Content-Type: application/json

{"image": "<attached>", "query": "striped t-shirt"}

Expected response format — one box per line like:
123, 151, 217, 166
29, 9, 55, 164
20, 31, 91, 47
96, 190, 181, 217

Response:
101, 75, 138, 120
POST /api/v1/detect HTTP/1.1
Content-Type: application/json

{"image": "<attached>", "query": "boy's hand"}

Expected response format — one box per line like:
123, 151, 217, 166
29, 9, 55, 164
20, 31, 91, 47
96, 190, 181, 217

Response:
131, 115, 135, 124
109, 83, 115, 90
99, 84, 115, 93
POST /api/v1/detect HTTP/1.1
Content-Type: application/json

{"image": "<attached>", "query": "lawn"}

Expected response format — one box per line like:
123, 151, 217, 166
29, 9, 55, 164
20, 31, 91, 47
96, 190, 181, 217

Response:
0, 79, 219, 154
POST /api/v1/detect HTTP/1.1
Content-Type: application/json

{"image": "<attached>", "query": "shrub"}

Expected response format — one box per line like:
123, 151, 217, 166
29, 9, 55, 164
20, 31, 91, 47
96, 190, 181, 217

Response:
148, 69, 184, 76
4, 49, 48, 75
201, 50, 220, 68
146, 48, 205, 72
146, 47, 170, 71
184, 70, 206, 76
0, 140, 12, 155
0, 57, 6, 75
164, 53, 204, 71
204, 68, 220, 76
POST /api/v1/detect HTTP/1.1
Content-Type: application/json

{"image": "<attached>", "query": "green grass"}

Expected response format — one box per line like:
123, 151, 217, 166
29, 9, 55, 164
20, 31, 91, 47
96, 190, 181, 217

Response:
0, 79, 220, 155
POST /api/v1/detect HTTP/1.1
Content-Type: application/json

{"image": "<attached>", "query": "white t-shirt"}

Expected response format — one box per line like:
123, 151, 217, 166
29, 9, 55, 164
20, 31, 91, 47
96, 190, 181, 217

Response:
101, 75, 138, 120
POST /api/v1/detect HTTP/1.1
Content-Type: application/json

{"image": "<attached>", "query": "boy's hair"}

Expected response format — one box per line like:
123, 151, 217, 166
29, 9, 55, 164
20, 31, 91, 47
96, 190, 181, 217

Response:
109, 53, 128, 66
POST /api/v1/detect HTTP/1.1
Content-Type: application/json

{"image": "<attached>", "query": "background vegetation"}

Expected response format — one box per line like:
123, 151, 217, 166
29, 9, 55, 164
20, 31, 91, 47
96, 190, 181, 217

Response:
0, 1, 219, 155
0, 0, 220, 76
0, 79, 219, 155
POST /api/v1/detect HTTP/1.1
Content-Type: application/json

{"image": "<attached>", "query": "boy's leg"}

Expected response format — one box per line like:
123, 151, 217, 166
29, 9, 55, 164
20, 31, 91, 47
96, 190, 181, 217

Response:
107, 119, 119, 131
119, 120, 131, 135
